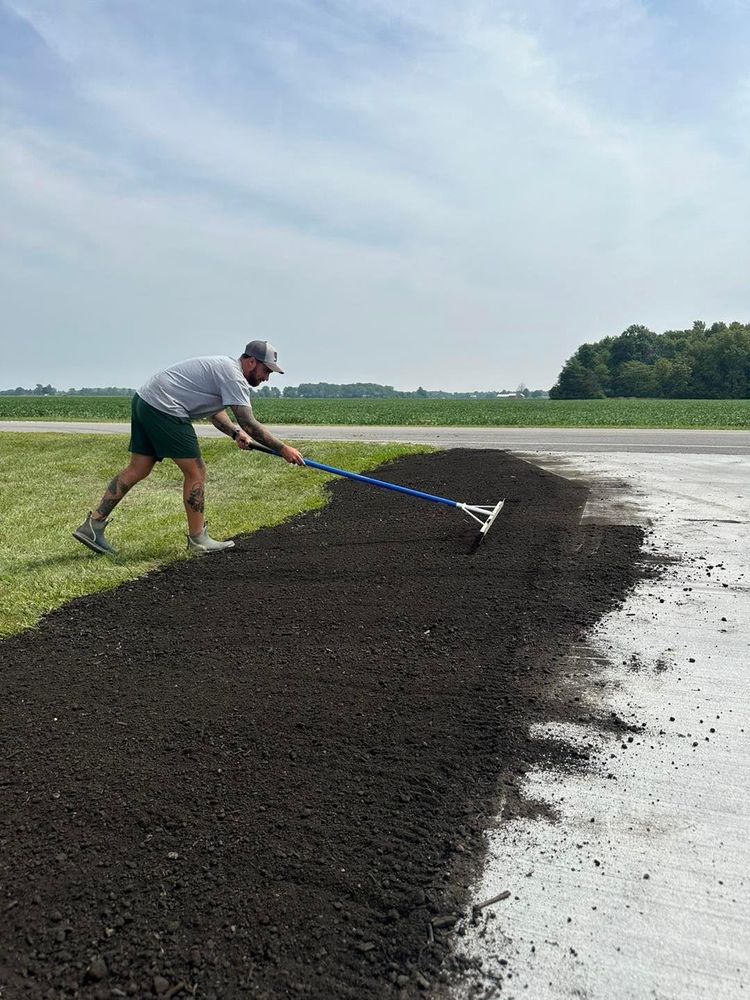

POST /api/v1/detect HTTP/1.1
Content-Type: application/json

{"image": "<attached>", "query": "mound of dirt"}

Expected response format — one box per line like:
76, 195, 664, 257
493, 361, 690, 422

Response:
0, 450, 643, 999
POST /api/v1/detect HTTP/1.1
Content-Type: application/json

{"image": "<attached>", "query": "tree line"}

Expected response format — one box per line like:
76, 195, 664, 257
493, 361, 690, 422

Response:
259, 382, 547, 399
1, 381, 549, 399
0, 384, 137, 396
551, 321, 750, 399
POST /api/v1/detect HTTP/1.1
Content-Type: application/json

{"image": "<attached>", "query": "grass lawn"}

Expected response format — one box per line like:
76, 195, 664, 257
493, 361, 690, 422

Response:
1, 396, 749, 428
0, 433, 431, 638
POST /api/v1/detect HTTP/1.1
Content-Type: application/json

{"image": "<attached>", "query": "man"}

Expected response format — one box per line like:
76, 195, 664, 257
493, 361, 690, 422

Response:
73, 340, 304, 555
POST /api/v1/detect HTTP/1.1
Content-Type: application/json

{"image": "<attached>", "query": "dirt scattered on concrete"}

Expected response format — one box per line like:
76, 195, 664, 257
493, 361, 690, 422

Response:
0, 450, 644, 999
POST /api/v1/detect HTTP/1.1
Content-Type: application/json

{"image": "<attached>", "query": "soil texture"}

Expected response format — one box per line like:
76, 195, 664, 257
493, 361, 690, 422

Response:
0, 450, 644, 999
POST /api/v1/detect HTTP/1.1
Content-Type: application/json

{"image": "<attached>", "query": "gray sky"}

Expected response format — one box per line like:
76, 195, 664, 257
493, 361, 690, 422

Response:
2, 0, 749, 392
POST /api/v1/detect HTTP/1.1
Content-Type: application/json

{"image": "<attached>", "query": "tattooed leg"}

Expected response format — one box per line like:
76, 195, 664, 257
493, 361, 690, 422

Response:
186, 483, 205, 513
94, 475, 132, 519
93, 455, 156, 521
175, 456, 207, 536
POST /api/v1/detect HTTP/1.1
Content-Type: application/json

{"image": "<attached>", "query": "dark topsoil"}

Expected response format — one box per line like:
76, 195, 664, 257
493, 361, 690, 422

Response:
0, 450, 645, 1000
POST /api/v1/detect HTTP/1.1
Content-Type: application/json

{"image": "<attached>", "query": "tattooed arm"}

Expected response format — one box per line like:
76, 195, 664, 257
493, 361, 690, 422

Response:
208, 408, 254, 451
209, 409, 237, 438
230, 404, 304, 465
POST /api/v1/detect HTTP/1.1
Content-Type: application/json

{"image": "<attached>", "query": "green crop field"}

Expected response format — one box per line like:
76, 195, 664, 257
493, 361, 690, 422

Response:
0, 396, 134, 420
0, 395, 748, 428
0, 433, 431, 638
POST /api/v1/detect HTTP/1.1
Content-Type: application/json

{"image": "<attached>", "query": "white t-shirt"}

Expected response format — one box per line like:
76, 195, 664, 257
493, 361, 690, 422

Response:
138, 356, 253, 419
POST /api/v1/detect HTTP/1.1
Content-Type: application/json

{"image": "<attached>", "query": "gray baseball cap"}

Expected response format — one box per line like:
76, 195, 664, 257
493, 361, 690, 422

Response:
244, 340, 284, 374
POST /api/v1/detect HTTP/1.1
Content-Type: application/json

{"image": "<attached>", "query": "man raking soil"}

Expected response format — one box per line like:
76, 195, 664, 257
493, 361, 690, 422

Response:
73, 339, 504, 556
73, 340, 304, 555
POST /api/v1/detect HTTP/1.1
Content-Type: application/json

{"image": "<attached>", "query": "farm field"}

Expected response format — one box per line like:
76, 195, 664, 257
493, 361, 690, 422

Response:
0, 433, 429, 637
0, 395, 749, 428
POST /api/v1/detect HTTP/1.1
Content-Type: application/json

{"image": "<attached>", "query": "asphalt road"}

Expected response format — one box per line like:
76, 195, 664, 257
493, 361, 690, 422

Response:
2, 421, 749, 454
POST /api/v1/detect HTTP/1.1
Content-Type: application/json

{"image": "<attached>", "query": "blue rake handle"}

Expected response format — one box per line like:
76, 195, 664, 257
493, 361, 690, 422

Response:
245, 441, 505, 536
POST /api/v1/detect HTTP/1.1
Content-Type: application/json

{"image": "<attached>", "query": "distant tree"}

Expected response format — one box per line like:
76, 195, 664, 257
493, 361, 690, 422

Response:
653, 356, 693, 397
614, 360, 658, 397
1, 385, 132, 396
609, 325, 659, 368
551, 320, 750, 398
550, 359, 604, 399
0, 380, 546, 399
691, 325, 750, 398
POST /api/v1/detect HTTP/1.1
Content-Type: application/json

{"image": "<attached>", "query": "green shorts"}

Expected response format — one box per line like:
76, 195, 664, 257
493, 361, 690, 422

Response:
129, 393, 201, 461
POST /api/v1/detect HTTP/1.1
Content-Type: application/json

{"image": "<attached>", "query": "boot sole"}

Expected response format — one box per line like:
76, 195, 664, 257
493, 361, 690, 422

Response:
72, 530, 116, 556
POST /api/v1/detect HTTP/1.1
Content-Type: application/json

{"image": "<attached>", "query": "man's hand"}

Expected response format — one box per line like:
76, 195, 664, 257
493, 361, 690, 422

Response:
234, 429, 253, 450
279, 444, 305, 465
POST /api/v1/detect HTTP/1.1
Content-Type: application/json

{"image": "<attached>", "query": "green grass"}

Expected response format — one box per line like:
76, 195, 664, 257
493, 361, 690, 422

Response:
1, 396, 748, 428
0, 433, 432, 638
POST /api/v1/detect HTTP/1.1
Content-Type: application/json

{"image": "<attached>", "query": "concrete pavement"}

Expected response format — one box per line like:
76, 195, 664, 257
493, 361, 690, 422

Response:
455, 453, 750, 1000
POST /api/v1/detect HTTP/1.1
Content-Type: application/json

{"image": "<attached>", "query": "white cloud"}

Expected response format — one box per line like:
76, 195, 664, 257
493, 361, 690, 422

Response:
2, 0, 750, 390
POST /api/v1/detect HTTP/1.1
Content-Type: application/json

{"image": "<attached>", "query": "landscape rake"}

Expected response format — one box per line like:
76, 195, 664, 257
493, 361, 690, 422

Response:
246, 442, 505, 541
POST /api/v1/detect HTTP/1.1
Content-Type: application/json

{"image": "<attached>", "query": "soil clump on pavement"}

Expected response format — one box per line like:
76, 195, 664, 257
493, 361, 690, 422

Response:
0, 450, 644, 999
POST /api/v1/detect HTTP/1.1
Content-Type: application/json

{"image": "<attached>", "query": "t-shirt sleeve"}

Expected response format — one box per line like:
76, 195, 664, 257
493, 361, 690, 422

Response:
215, 361, 253, 409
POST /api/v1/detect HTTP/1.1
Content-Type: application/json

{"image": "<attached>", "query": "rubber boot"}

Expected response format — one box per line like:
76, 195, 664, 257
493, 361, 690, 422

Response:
72, 512, 117, 555
187, 524, 235, 554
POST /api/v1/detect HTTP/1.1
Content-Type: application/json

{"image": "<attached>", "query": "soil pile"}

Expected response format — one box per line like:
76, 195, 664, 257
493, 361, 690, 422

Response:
0, 450, 643, 999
